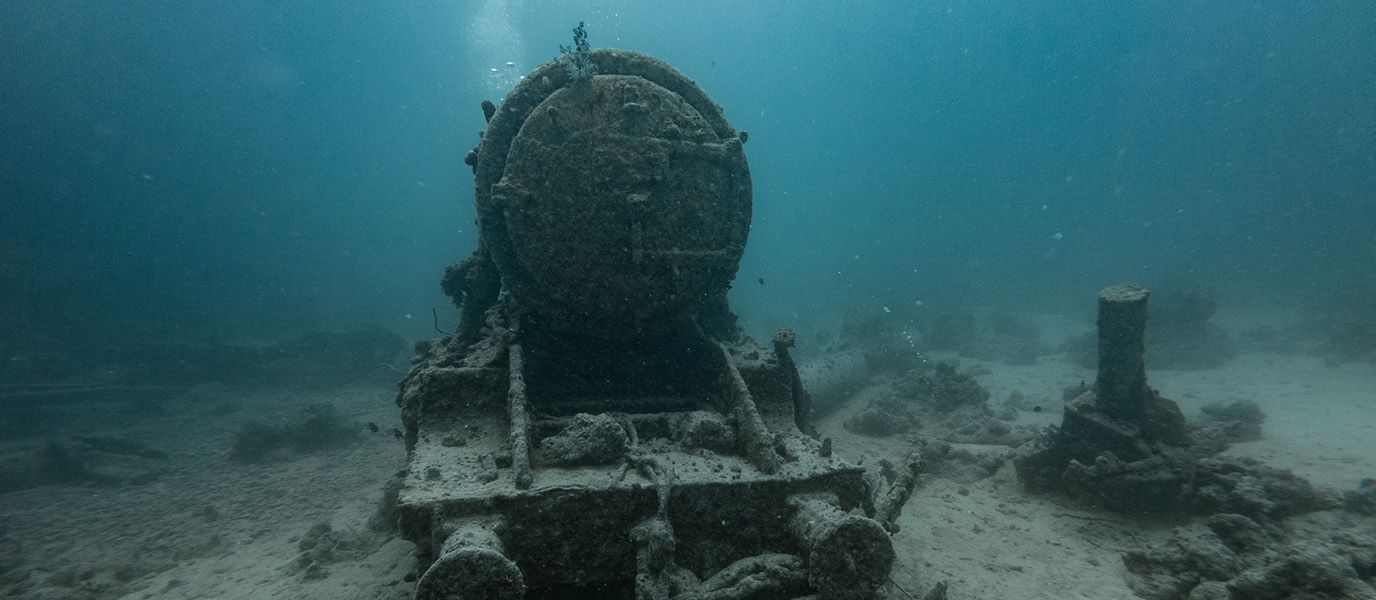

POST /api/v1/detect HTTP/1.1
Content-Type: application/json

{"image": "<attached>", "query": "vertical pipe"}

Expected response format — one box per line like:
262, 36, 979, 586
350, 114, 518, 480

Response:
454, 246, 500, 348
772, 328, 817, 437
507, 343, 534, 489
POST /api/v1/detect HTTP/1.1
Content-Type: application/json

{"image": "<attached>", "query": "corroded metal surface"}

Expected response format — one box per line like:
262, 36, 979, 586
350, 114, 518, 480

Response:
399, 47, 905, 600
476, 49, 751, 338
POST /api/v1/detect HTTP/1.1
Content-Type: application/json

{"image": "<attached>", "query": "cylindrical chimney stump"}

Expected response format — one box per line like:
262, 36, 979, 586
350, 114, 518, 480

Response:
1096, 283, 1150, 421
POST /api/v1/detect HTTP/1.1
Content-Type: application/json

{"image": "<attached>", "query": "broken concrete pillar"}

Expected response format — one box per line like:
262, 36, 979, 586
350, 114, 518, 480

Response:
1096, 283, 1151, 420
1014, 283, 1189, 493
416, 519, 524, 600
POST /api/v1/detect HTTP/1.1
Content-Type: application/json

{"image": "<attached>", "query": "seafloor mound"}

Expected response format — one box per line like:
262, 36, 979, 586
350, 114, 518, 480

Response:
812, 285, 1376, 599
843, 362, 1038, 449
1014, 284, 1374, 599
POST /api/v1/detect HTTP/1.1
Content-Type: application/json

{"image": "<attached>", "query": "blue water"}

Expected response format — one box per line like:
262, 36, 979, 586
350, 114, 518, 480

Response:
2, 0, 1373, 345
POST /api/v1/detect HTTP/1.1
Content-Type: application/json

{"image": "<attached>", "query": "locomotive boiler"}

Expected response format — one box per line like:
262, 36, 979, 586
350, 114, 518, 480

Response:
395, 44, 915, 600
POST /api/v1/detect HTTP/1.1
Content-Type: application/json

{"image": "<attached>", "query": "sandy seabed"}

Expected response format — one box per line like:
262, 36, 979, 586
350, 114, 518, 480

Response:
2, 347, 1373, 600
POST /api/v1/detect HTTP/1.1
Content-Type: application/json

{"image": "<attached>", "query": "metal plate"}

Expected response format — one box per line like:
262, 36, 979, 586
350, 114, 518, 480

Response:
474, 50, 751, 338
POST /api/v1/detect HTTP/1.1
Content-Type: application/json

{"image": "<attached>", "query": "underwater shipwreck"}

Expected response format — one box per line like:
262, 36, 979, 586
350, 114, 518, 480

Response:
394, 45, 920, 600
389, 36, 1376, 600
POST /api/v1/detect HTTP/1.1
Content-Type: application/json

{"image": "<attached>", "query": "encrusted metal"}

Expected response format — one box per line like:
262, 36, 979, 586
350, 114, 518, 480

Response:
398, 47, 906, 600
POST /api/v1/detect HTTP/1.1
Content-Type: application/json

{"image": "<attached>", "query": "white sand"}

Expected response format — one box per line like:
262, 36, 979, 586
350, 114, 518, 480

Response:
818, 346, 1375, 599
2, 347, 1372, 599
